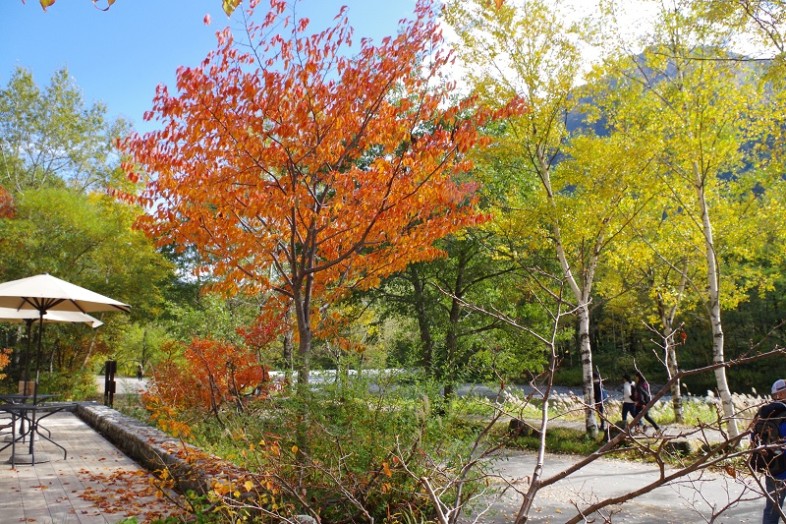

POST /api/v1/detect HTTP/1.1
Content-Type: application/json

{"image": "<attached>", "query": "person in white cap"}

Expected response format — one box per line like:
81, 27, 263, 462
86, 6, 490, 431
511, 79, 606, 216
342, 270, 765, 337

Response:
754, 379, 786, 523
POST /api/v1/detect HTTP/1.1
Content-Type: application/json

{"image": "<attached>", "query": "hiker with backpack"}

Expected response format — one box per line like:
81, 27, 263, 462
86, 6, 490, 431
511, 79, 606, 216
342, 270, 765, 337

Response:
634, 371, 660, 434
750, 379, 786, 523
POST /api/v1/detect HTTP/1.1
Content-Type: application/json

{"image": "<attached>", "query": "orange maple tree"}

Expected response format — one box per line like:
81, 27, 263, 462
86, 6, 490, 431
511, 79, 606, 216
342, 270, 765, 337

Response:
144, 338, 265, 429
122, 0, 521, 390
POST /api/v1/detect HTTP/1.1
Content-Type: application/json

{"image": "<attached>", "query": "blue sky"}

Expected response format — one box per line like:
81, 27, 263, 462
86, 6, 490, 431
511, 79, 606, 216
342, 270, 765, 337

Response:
1, 0, 415, 133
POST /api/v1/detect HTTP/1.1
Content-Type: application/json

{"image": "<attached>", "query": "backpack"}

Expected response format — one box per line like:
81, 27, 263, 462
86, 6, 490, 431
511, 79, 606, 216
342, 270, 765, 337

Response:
636, 382, 651, 404
630, 382, 640, 403
749, 401, 786, 476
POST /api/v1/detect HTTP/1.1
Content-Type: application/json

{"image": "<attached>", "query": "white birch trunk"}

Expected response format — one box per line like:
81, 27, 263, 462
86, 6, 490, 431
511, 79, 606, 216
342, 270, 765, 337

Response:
555, 240, 597, 436
696, 172, 739, 439
541, 150, 599, 436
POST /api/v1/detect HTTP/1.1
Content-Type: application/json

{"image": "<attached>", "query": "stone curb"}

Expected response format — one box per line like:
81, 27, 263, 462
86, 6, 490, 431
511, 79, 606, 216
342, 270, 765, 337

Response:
74, 401, 255, 495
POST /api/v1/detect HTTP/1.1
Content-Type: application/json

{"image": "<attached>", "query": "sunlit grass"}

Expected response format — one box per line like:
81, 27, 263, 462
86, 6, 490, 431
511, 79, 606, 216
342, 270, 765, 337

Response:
508, 426, 603, 456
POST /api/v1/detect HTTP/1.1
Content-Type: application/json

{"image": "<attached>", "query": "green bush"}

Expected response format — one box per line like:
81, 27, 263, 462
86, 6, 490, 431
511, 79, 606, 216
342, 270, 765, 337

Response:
37, 369, 97, 400
181, 378, 487, 523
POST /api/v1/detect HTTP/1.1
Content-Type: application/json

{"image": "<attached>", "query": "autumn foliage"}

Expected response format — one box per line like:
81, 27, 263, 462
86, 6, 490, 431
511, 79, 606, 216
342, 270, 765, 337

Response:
122, 0, 522, 385
143, 339, 266, 433
0, 186, 15, 219
0, 348, 11, 381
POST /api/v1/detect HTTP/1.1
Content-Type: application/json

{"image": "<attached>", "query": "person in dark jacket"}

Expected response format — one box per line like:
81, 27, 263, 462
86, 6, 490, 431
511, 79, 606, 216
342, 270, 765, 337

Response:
756, 379, 786, 524
634, 371, 660, 433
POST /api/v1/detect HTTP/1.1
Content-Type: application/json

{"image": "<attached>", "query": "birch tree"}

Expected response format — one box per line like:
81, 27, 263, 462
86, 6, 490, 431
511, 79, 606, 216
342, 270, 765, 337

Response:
444, 0, 653, 435
603, 0, 786, 439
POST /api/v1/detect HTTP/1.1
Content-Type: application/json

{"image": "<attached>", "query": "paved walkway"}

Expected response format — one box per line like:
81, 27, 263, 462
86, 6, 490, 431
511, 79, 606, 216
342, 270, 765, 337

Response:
474, 449, 765, 523
0, 411, 186, 523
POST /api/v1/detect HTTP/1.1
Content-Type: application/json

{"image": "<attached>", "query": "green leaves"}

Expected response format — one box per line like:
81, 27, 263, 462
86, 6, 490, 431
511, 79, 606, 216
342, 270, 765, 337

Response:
0, 67, 130, 194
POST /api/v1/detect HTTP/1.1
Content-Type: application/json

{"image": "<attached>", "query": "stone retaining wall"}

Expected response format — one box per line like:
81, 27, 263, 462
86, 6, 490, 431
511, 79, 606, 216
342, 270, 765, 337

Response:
74, 402, 254, 495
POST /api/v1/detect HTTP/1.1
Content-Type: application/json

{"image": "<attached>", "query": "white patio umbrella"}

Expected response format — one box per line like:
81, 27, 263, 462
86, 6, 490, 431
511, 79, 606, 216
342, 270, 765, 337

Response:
0, 274, 130, 398
0, 307, 104, 389
0, 308, 104, 328
0, 274, 130, 314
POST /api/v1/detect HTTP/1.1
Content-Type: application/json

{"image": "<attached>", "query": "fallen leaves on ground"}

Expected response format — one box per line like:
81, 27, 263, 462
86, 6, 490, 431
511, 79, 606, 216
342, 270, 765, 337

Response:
77, 467, 190, 522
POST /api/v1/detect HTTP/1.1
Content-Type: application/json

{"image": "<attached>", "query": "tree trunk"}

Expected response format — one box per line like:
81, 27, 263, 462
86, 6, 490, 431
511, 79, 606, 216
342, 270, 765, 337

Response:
81, 328, 99, 370
409, 266, 434, 374
544, 151, 599, 437
293, 302, 312, 453
554, 236, 597, 436
442, 252, 466, 403
665, 331, 684, 424
577, 305, 597, 436
697, 176, 739, 439
295, 319, 311, 396
443, 300, 460, 402
282, 305, 294, 389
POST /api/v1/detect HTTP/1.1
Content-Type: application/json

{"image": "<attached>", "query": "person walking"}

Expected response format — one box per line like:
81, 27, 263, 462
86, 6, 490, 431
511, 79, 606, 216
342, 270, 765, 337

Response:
754, 379, 786, 524
634, 371, 660, 433
621, 373, 637, 428
592, 371, 607, 431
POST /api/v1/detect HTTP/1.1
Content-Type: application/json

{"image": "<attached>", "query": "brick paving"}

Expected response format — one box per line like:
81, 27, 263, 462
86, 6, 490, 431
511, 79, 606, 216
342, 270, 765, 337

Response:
0, 411, 186, 524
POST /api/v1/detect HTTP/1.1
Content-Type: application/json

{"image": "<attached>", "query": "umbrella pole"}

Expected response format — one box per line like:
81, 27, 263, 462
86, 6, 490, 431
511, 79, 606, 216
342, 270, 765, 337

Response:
16, 319, 34, 436
22, 318, 32, 392
27, 312, 44, 458
33, 313, 44, 404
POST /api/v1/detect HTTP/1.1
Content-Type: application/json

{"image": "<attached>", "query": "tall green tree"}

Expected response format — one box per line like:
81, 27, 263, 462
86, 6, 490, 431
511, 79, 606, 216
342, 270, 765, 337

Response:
0, 188, 174, 376
0, 67, 129, 194
375, 231, 544, 398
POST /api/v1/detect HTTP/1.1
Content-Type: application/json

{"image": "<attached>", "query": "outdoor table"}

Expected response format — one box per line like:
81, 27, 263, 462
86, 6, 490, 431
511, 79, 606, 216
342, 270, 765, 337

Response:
0, 402, 77, 466
0, 393, 57, 437
0, 393, 56, 404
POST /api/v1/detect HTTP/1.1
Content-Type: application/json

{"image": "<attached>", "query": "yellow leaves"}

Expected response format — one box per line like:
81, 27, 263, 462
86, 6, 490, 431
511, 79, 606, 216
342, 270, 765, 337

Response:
222, 0, 241, 17
382, 461, 392, 477
212, 480, 231, 497
244, 480, 255, 492
39, 0, 56, 9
